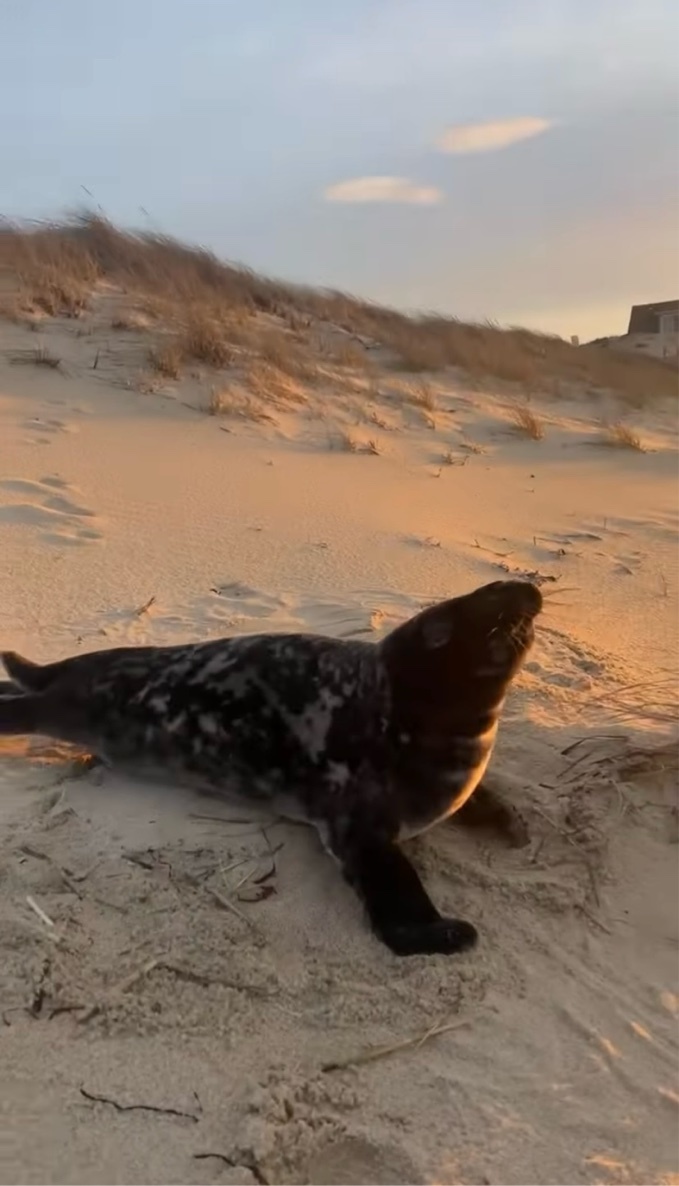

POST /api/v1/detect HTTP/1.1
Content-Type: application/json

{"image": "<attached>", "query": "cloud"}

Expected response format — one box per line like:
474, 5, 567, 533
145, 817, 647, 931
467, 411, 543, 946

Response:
436, 117, 552, 154
323, 176, 443, 205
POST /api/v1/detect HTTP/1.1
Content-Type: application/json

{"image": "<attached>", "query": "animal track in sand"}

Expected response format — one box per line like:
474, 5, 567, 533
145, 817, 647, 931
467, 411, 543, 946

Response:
21, 415, 78, 435
0, 476, 103, 547
524, 625, 607, 690
63, 585, 423, 652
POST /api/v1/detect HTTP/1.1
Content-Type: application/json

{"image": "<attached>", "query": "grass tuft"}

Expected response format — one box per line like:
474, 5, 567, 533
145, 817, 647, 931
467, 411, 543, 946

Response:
9, 345, 63, 370
148, 341, 182, 380
509, 402, 545, 440
180, 318, 233, 367
0, 211, 675, 402
601, 421, 645, 451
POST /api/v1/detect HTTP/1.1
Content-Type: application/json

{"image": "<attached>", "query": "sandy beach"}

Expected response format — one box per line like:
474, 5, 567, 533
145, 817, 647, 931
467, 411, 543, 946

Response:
0, 237, 677, 1186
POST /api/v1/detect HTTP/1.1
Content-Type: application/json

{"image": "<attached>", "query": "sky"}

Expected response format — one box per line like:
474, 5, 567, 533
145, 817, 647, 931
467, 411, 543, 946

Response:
1, 0, 678, 340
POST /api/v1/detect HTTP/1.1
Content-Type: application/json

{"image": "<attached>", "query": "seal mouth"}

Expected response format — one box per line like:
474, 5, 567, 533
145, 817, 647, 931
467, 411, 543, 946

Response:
467, 579, 542, 672
485, 579, 542, 628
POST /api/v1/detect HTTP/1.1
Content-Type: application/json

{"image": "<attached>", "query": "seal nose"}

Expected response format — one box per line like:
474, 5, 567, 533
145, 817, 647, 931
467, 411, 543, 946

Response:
486, 579, 542, 618
513, 580, 542, 616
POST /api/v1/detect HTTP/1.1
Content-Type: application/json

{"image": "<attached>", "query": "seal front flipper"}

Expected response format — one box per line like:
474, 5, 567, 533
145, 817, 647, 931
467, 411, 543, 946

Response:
338, 831, 478, 957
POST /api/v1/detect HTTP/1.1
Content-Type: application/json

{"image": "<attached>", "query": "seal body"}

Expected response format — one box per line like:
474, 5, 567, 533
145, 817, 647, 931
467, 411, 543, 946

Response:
0, 579, 542, 956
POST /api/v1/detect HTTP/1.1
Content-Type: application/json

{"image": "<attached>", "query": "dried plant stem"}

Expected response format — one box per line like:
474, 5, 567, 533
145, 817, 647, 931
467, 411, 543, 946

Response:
322, 1015, 472, 1072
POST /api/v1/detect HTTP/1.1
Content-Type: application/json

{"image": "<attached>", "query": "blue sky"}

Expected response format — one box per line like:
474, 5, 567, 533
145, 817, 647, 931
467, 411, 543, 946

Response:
1, 0, 677, 339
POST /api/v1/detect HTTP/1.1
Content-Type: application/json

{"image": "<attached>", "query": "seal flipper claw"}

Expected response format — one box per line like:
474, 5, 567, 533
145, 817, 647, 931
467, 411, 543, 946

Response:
339, 834, 478, 957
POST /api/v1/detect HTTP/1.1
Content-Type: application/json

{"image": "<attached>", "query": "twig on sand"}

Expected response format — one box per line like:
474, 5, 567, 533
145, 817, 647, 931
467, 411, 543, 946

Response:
194, 1152, 269, 1185
200, 882, 253, 925
472, 537, 514, 558
134, 595, 156, 617
180, 869, 253, 927
157, 960, 272, 997
188, 813, 260, 826
321, 1015, 472, 1073
20, 845, 84, 897
531, 805, 583, 849
122, 851, 157, 871
78, 957, 161, 1023
576, 903, 613, 935
25, 895, 55, 928
111, 958, 161, 996
79, 1085, 201, 1123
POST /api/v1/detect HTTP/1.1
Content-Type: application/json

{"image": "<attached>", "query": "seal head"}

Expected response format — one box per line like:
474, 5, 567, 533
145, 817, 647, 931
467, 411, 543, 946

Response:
379, 578, 541, 837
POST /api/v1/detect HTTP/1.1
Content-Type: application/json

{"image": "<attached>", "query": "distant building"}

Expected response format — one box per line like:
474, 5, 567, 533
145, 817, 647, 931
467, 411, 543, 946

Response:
590, 299, 679, 362
627, 299, 679, 337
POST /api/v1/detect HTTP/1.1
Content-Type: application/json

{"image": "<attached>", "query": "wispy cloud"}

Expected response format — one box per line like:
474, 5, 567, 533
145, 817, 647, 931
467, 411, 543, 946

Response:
323, 176, 443, 205
437, 117, 552, 154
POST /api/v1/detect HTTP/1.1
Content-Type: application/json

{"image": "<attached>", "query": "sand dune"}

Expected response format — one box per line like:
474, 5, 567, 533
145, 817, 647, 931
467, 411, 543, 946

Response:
0, 267, 677, 1186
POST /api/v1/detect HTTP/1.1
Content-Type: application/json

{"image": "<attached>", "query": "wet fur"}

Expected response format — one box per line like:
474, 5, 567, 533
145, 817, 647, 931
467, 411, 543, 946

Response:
0, 579, 541, 957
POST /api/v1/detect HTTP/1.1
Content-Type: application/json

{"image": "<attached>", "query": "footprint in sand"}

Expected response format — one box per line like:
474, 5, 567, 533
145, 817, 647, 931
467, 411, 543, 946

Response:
524, 627, 606, 687
0, 477, 103, 547
21, 415, 78, 446
22, 416, 78, 434
306, 1135, 418, 1185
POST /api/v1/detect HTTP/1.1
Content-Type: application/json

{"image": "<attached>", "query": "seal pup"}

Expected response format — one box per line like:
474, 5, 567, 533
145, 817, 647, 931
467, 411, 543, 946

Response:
0, 578, 541, 957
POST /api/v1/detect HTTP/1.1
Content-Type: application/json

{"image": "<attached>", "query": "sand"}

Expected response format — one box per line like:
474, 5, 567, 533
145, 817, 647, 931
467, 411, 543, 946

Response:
0, 292, 677, 1186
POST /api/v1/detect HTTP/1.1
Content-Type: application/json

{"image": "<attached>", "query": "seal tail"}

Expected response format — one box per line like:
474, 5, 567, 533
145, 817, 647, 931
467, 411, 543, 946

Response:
1, 651, 59, 693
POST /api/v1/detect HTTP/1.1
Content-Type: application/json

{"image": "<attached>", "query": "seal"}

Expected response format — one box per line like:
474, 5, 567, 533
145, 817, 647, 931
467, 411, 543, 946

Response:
0, 578, 541, 957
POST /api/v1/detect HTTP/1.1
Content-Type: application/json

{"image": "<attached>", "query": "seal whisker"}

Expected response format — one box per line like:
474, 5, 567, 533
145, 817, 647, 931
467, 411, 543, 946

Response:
541, 586, 580, 598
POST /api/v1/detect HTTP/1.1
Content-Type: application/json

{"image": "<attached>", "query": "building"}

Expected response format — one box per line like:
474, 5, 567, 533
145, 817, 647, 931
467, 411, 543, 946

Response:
627, 299, 679, 337
584, 300, 679, 362
600, 299, 679, 362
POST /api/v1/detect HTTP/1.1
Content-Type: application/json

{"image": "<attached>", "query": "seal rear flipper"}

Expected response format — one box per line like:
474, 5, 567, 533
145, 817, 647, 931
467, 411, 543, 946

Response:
337, 832, 478, 957
1, 651, 57, 693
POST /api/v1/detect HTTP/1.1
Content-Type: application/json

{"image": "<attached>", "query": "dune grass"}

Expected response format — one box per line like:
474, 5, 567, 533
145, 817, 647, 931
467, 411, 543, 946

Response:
0, 210, 676, 403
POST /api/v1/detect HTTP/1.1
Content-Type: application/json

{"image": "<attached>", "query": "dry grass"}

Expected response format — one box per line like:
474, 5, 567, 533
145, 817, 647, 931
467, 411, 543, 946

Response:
29, 275, 90, 318
179, 318, 232, 368
206, 385, 277, 425
148, 341, 182, 380
409, 379, 437, 412
331, 428, 381, 455
367, 408, 390, 430
0, 295, 40, 326
460, 438, 485, 455
600, 421, 645, 451
256, 329, 316, 382
111, 309, 152, 332
147, 317, 233, 378
206, 387, 235, 416
321, 336, 369, 369
509, 402, 545, 440
333, 428, 361, 453
0, 211, 676, 402
9, 345, 63, 370
246, 360, 307, 406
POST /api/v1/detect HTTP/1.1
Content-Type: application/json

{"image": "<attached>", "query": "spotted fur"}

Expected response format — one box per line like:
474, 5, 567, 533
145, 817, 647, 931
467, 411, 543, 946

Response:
0, 579, 542, 956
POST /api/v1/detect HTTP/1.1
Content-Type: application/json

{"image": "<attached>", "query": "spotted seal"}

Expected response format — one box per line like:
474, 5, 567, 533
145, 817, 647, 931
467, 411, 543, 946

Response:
0, 578, 541, 956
